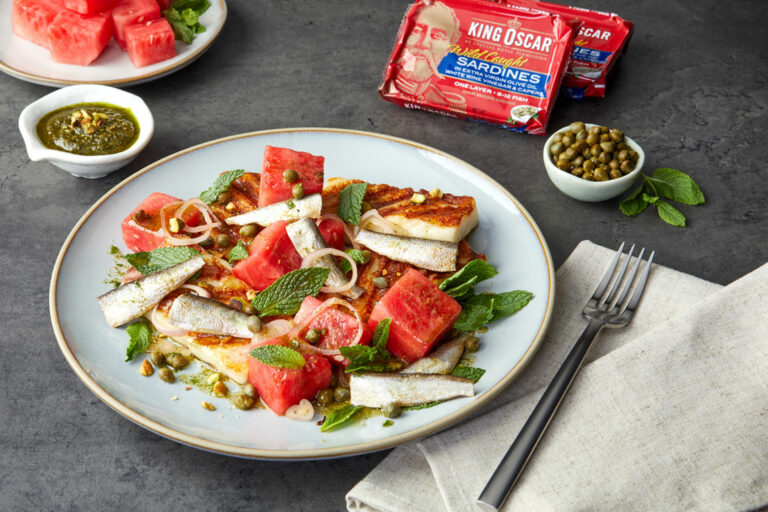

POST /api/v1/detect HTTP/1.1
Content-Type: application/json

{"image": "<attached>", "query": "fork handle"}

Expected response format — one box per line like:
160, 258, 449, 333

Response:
477, 318, 604, 511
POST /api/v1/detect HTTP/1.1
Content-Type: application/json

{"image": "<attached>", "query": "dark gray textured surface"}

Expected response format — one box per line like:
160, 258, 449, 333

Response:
1, 0, 766, 510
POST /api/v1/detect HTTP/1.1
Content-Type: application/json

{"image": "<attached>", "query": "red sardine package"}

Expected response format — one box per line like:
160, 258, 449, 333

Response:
529, 1, 634, 99
378, 0, 578, 135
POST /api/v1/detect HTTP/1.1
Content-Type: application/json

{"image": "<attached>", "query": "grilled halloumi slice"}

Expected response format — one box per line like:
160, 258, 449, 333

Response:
322, 178, 478, 243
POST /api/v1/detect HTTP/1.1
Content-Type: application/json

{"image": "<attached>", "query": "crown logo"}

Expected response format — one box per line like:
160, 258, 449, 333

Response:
508, 17, 522, 29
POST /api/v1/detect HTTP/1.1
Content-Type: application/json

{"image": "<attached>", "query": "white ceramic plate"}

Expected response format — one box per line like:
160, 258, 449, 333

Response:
50, 128, 555, 460
0, 0, 226, 87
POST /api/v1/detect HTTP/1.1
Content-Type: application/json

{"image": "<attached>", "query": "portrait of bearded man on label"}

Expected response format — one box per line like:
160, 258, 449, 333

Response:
390, 0, 467, 114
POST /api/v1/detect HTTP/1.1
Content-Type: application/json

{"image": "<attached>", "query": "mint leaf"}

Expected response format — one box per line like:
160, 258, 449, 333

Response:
320, 404, 362, 432
199, 169, 245, 204
491, 291, 533, 319
340, 345, 400, 373
125, 319, 152, 361
372, 318, 391, 358
125, 247, 199, 275
454, 296, 495, 331
442, 276, 478, 300
450, 365, 486, 383
163, 9, 194, 43
249, 345, 305, 369
339, 249, 368, 274
251, 267, 330, 317
656, 200, 687, 227
171, 0, 210, 11
180, 7, 199, 25
227, 242, 248, 263
619, 185, 650, 217
648, 168, 705, 205
440, 259, 498, 295
163, 0, 209, 44
337, 182, 368, 225
404, 401, 442, 410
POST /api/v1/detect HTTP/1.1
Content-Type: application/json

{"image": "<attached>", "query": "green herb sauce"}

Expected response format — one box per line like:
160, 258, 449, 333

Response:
36, 103, 139, 156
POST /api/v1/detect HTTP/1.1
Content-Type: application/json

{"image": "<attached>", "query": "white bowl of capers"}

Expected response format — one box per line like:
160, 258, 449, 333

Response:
543, 122, 644, 202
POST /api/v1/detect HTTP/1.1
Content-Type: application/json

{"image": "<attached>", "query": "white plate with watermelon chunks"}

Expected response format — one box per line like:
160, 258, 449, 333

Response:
0, 0, 226, 87
50, 128, 556, 459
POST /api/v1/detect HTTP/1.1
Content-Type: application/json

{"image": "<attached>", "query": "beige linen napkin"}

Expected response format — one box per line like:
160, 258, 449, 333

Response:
347, 241, 768, 511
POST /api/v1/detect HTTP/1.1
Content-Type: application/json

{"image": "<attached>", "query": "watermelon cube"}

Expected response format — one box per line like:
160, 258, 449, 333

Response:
11, 0, 60, 49
111, 0, 160, 49
125, 17, 176, 67
232, 220, 302, 291
248, 338, 332, 415
47, 10, 112, 66
316, 218, 346, 251
121, 192, 201, 253
294, 296, 372, 364
367, 269, 461, 362
63, 0, 116, 15
258, 146, 325, 207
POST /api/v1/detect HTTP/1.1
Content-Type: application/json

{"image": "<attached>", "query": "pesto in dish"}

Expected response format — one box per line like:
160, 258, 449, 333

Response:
36, 103, 139, 156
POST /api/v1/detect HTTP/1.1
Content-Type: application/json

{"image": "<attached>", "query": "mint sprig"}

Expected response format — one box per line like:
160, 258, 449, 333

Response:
450, 365, 486, 383
337, 182, 368, 225
125, 247, 199, 275
439, 259, 498, 299
249, 345, 305, 369
250, 267, 330, 317
199, 169, 244, 204
339, 249, 368, 274
162, 0, 210, 44
227, 242, 248, 263
125, 318, 152, 361
372, 318, 391, 359
620, 168, 704, 227
320, 404, 362, 432
453, 291, 533, 332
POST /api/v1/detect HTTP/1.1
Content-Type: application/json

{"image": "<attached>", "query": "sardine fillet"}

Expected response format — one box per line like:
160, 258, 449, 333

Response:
97, 256, 205, 328
401, 334, 468, 374
224, 194, 321, 226
349, 372, 474, 407
168, 293, 254, 338
355, 229, 458, 272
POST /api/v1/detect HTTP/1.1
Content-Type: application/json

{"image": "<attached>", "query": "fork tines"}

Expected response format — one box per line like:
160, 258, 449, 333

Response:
592, 243, 655, 314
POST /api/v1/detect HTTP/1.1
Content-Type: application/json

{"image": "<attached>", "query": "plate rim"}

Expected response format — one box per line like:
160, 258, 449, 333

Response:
49, 127, 555, 460
0, 0, 227, 88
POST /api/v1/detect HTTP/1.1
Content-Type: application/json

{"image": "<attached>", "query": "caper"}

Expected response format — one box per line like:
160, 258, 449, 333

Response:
552, 133, 563, 144
158, 367, 175, 383
588, 125, 601, 136
216, 234, 231, 248
556, 160, 571, 171
373, 276, 388, 289
289, 339, 300, 350
610, 129, 624, 142
599, 163, 610, 172
243, 303, 256, 315
609, 159, 620, 170
583, 160, 595, 172
575, 140, 589, 152
594, 168, 610, 181
561, 134, 574, 147
360, 250, 371, 264
233, 393, 254, 410
166, 352, 189, 370
598, 152, 610, 164
334, 387, 350, 402
243, 383, 256, 397
600, 133, 611, 142
382, 403, 402, 419
550, 142, 564, 156
199, 237, 214, 248
239, 224, 258, 238
316, 388, 334, 406
132, 209, 148, 223
217, 192, 230, 204
562, 148, 577, 161
618, 149, 629, 162
305, 328, 323, 345
575, 129, 587, 141
586, 133, 599, 146
464, 336, 479, 352
621, 160, 635, 173
150, 351, 166, 368
572, 156, 584, 167
600, 126, 609, 134
292, 183, 305, 199
283, 169, 299, 183
609, 169, 624, 180
571, 167, 584, 177
569, 121, 585, 132
590, 145, 600, 157
617, 142, 629, 151
629, 150, 639, 162
582, 171, 594, 181
600, 141, 615, 153
582, 148, 592, 159
247, 315, 262, 333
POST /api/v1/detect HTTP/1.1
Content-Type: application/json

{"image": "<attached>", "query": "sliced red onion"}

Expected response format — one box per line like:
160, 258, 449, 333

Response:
289, 298, 364, 357
359, 209, 397, 235
284, 399, 315, 420
300, 247, 358, 294
160, 202, 213, 246
180, 284, 211, 298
